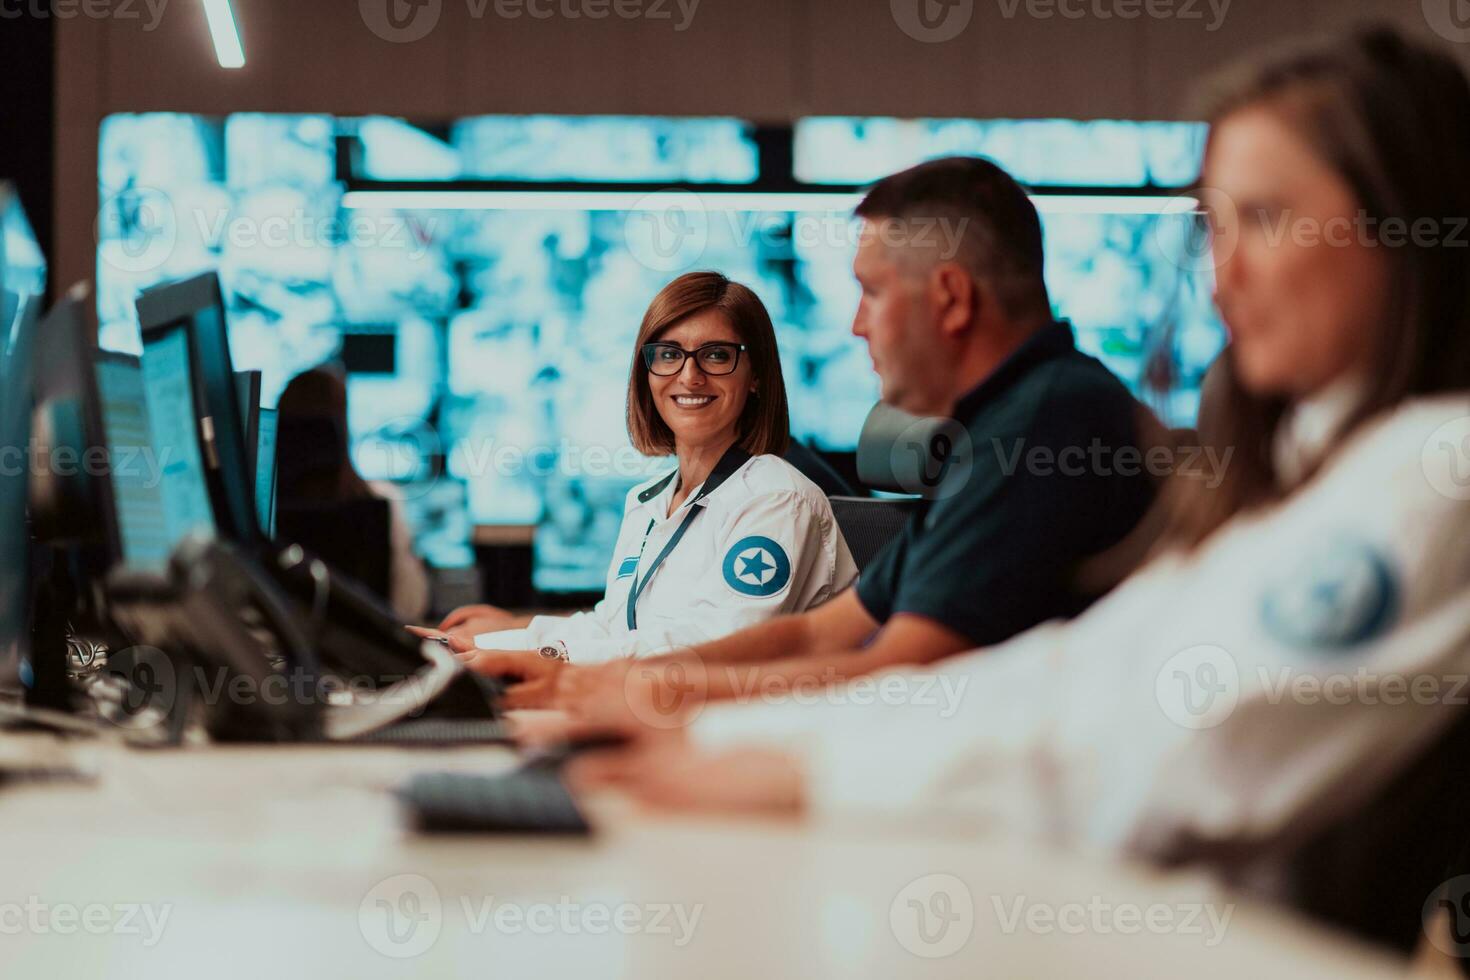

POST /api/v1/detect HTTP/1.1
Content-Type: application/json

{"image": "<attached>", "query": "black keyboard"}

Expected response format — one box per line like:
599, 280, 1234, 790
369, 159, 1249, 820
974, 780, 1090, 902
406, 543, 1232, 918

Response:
346, 718, 513, 746
398, 770, 591, 835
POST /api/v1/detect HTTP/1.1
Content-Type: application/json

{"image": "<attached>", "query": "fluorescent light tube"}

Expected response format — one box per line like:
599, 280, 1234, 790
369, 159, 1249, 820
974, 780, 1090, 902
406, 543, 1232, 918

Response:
202, 0, 245, 69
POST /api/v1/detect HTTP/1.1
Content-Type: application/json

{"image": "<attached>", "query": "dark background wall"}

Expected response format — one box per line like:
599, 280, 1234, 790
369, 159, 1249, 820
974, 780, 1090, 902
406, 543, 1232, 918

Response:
35, 0, 1465, 293
2, 12, 55, 298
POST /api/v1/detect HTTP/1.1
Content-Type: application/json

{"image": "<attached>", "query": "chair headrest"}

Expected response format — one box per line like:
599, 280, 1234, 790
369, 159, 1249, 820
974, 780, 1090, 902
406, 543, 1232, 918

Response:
855, 401, 961, 498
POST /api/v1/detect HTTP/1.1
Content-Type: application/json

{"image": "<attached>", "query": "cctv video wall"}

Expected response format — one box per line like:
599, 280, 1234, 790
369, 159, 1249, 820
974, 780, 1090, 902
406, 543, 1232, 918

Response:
96, 113, 1223, 592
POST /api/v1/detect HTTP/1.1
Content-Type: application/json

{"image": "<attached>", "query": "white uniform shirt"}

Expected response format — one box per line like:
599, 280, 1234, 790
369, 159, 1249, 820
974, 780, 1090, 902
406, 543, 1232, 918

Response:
693, 393, 1470, 869
475, 452, 858, 663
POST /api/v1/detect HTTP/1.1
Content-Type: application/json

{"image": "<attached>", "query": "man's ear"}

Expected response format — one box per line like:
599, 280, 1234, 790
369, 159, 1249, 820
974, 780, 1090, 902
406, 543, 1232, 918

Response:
931, 262, 978, 339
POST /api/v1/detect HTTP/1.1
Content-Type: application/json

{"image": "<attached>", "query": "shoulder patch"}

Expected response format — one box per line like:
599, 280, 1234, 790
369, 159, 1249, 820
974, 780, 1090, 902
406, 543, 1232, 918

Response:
1260, 536, 1399, 652
616, 556, 640, 580
722, 535, 793, 598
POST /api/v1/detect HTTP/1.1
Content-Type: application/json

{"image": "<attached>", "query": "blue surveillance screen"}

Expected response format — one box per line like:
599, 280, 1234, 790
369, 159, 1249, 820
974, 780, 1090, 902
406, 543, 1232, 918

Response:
95, 113, 1224, 592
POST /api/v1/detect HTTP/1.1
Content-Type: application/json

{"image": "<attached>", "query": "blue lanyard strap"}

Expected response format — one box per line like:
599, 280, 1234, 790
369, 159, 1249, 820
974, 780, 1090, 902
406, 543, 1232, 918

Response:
625, 444, 751, 631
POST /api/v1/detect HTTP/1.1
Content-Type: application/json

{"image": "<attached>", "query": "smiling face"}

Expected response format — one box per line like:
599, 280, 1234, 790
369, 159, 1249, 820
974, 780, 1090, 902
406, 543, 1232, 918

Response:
1204, 106, 1391, 398
647, 310, 754, 454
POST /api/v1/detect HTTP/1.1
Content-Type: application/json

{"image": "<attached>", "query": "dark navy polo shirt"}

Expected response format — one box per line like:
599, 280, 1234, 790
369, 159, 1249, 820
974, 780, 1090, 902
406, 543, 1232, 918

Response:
856, 320, 1156, 647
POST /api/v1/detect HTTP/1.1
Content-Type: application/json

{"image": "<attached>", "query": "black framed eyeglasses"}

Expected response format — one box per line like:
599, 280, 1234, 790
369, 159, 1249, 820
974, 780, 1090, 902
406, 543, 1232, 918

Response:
641, 342, 748, 377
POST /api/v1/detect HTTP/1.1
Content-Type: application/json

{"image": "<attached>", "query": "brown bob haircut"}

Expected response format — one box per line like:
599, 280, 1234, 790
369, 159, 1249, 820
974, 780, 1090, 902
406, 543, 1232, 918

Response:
626, 272, 790, 458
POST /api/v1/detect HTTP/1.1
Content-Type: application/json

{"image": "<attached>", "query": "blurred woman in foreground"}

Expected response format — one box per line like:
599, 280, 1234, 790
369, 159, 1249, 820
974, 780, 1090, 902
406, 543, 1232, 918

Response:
573, 27, 1470, 951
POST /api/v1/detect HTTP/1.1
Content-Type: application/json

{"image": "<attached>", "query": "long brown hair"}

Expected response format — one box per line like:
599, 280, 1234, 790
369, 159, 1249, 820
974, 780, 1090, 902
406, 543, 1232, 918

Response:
626, 272, 790, 458
1164, 26, 1470, 548
276, 367, 374, 502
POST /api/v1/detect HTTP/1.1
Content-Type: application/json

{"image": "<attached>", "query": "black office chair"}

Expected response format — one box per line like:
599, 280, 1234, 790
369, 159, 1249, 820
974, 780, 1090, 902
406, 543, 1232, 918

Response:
276, 497, 393, 601
782, 438, 857, 498
824, 403, 959, 572
827, 495, 917, 570
272, 412, 396, 601
1253, 704, 1470, 959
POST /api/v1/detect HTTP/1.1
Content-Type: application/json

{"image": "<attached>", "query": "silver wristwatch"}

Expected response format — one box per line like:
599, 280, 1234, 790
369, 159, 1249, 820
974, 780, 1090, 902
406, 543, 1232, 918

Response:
538, 643, 569, 663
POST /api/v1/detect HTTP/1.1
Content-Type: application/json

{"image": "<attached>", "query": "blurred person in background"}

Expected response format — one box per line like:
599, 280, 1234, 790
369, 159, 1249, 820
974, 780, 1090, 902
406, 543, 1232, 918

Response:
276, 367, 430, 621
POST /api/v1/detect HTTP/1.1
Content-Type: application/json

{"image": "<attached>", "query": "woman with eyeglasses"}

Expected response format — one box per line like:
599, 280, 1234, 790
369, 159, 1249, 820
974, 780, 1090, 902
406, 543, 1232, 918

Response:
418, 272, 857, 704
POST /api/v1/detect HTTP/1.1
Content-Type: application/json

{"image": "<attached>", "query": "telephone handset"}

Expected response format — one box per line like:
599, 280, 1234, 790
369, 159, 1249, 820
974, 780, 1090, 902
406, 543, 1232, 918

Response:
105, 536, 490, 742
263, 540, 504, 724
106, 535, 321, 741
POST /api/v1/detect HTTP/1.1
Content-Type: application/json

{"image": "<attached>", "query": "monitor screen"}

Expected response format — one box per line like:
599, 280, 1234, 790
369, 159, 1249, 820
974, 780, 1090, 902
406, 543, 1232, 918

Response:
255, 408, 278, 538
95, 353, 181, 569
0, 184, 46, 301
137, 328, 217, 561
137, 274, 258, 548
0, 291, 41, 690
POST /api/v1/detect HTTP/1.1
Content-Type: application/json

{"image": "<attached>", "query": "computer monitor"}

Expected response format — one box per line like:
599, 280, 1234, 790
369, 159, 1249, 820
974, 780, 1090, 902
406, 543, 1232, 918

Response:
95, 349, 216, 570
0, 183, 46, 301
0, 291, 43, 694
28, 284, 122, 560
256, 408, 278, 539
22, 284, 129, 711
235, 369, 261, 487
136, 273, 258, 545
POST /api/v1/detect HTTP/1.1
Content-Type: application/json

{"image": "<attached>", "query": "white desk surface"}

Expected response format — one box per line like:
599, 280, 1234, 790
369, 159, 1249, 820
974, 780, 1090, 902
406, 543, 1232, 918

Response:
0, 732, 1407, 979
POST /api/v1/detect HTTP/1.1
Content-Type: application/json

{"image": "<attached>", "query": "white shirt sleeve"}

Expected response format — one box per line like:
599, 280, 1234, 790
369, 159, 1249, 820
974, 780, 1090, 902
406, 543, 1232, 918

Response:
479, 608, 626, 662
693, 400, 1470, 866
689, 619, 1076, 834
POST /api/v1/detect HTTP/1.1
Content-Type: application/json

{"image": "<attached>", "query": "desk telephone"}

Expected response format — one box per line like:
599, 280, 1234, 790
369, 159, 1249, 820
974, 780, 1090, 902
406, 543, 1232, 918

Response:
104, 536, 504, 743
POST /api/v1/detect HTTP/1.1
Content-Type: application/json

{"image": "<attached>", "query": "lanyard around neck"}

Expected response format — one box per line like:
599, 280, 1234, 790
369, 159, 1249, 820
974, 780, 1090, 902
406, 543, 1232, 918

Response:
625, 444, 751, 631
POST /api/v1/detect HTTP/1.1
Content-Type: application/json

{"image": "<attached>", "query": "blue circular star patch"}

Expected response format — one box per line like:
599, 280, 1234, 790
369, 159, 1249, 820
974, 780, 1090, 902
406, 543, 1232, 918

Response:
723, 536, 792, 597
1260, 536, 1398, 652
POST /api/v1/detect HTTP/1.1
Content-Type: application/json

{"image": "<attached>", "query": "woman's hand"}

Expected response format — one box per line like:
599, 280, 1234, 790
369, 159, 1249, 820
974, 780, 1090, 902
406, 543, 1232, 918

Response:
460, 650, 567, 710
496, 658, 707, 748
438, 604, 520, 637
568, 742, 806, 815
406, 626, 477, 654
